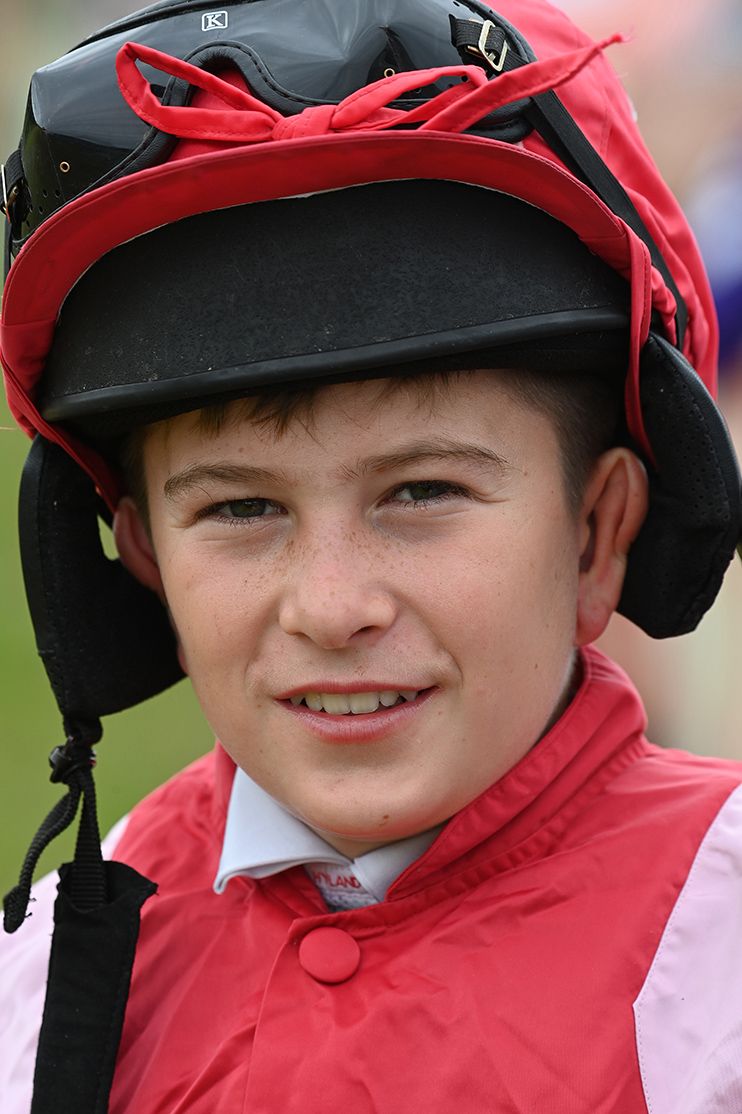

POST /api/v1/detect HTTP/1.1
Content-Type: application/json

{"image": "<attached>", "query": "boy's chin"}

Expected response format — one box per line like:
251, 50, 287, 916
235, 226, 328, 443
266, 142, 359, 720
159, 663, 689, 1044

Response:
318, 796, 459, 855
308, 828, 400, 859
293, 799, 443, 858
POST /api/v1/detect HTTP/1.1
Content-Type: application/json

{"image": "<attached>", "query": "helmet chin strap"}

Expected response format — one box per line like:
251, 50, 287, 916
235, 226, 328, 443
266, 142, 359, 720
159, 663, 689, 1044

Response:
3, 716, 158, 1114
3, 727, 104, 935
1, 436, 171, 1113
3, 432, 181, 925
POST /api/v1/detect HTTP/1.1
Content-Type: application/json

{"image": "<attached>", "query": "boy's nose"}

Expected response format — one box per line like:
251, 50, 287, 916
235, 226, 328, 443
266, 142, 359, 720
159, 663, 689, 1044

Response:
277, 534, 397, 650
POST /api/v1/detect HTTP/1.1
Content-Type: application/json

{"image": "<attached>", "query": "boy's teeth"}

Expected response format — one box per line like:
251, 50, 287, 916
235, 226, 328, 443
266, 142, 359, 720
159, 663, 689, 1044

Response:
349, 692, 380, 714
291, 690, 424, 714
322, 693, 351, 715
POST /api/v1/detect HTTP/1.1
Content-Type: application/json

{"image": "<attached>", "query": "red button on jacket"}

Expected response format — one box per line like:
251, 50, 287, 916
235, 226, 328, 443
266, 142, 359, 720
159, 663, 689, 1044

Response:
298, 927, 361, 983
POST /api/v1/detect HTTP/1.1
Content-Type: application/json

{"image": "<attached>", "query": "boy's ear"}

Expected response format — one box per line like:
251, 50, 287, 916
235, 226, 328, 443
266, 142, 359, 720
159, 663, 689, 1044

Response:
575, 448, 649, 647
113, 496, 165, 598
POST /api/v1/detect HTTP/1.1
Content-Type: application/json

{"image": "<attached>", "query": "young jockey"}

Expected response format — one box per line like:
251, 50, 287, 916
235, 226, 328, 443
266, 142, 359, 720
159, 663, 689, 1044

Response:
2, 2, 741, 1111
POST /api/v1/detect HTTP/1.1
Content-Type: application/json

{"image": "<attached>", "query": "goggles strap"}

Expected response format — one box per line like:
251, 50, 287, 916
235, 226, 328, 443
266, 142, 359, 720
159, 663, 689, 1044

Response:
2, 148, 26, 280
450, 16, 512, 74
523, 90, 687, 348
625, 232, 655, 464
0, 148, 24, 221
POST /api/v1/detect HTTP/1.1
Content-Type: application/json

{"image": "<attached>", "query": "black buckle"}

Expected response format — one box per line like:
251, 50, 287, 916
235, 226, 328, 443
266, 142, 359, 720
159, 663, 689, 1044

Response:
49, 739, 97, 785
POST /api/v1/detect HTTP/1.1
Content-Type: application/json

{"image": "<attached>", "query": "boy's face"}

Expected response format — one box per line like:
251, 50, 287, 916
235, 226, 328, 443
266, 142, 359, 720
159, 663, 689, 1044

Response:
134, 373, 587, 855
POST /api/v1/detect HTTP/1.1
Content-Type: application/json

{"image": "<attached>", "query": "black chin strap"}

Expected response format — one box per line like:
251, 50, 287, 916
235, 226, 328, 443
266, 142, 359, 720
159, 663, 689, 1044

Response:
4, 730, 104, 934
6, 437, 171, 1112
3, 726, 157, 1114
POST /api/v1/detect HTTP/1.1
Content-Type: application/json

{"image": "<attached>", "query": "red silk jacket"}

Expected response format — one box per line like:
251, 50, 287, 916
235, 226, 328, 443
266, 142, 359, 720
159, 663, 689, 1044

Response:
4, 648, 742, 1112
109, 648, 742, 1112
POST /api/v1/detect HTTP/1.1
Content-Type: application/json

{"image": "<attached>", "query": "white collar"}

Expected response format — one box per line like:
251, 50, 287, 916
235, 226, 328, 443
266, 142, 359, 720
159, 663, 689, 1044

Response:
214, 767, 440, 902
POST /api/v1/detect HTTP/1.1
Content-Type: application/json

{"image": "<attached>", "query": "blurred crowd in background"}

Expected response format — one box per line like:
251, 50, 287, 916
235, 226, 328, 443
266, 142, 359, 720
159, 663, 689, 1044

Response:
0, 0, 740, 884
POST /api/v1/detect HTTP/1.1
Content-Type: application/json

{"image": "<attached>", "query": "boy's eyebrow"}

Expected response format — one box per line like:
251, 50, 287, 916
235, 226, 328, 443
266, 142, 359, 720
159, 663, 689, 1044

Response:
164, 439, 511, 500
164, 463, 292, 501
346, 438, 511, 478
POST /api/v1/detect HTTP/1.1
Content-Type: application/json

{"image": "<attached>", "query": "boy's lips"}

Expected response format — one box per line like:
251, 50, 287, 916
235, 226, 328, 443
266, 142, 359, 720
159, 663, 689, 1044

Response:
276, 687, 438, 743
275, 681, 433, 698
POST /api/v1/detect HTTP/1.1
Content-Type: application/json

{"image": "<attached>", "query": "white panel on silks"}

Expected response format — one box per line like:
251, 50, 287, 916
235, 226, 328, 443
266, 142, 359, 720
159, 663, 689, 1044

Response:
634, 784, 742, 1114
0, 815, 130, 1114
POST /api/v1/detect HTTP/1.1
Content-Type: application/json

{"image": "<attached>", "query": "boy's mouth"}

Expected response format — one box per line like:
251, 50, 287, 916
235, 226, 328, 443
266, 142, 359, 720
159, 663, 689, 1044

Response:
281, 688, 434, 715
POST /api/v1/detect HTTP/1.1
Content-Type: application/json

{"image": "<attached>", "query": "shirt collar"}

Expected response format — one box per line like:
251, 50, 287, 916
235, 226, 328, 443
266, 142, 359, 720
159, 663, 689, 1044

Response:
214, 767, 440, 900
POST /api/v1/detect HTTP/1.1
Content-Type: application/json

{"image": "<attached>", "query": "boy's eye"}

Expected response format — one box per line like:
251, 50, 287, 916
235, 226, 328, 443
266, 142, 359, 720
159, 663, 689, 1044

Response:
199, 483, 467, 523
390, 481, 467, 505
210, 498, 283, 520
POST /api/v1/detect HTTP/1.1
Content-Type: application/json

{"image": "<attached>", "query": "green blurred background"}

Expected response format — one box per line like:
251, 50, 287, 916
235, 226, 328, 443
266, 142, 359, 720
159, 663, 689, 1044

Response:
1, 0, 741, 895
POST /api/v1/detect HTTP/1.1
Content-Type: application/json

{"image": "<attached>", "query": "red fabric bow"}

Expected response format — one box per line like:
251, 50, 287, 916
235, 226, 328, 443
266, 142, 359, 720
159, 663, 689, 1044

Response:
115, 34, 623, 144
